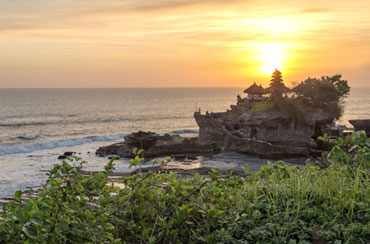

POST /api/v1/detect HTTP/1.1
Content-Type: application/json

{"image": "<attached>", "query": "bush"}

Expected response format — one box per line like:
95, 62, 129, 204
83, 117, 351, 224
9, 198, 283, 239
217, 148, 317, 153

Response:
1, 132, 369, 243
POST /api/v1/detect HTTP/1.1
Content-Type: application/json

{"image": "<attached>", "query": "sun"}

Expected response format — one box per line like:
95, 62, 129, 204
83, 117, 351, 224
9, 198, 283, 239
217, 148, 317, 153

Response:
258, 43, 284, 75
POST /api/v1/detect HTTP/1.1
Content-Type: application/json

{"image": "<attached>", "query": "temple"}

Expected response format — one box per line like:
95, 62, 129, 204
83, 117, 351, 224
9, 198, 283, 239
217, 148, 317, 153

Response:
96, 70, 359, 159
243, 82, 266, 100
194, 70, 339, 157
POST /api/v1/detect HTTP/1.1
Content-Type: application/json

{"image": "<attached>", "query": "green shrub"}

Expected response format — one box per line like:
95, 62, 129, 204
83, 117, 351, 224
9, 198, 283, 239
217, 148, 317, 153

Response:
1, 132, 369, 243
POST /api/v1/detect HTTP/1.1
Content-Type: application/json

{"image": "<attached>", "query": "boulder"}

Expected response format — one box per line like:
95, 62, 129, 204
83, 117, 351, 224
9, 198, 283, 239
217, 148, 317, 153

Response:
124, 131, 158, 149
349, 119, 370, 135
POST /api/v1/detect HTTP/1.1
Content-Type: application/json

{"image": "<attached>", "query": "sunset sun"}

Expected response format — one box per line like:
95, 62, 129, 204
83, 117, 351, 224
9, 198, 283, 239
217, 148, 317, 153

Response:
259, 43, 284, 75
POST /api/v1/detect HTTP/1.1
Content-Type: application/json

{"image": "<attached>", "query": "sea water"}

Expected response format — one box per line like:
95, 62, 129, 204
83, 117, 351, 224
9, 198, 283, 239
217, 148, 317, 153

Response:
0, 87, 369, 198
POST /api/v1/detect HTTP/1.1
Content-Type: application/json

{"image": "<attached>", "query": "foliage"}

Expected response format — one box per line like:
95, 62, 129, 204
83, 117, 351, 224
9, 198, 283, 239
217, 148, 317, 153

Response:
251, 100, 274, 112
318, 130, 370, 169
1, 132, 369, 243
301, 74, 350, 119
325, 74, 351, 98
274, 98, 308, 126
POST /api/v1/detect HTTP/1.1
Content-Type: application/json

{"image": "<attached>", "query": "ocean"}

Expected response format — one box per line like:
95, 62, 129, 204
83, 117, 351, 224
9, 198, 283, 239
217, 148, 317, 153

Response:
0, 87, 369, 198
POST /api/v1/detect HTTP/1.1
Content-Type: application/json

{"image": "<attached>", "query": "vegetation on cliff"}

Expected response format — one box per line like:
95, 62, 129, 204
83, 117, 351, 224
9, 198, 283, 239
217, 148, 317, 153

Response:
251, 73, 350, 125
1, 131, 369, 243
301, 74, 350, 120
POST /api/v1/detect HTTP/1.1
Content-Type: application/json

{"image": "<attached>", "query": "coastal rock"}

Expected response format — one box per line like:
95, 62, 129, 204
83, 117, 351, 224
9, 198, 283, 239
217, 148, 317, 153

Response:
349, 119, 370, 135
97, 98, 341, 159
96, 132, 217, 158
124, 131, 158, 149
57, 151, 75, 159
194, 106, 332, 157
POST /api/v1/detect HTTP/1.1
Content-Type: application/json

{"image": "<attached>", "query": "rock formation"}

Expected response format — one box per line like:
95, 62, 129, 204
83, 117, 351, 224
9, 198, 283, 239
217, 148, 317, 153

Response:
96, 71, 354, 159
97, 100, 338, 159
349, 119, 370, 136
96, 131, 216, 158
194, 100, 334, 157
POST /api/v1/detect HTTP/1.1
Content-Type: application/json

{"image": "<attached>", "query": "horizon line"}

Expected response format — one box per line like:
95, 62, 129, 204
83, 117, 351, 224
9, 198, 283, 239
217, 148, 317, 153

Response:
0, 85, 368, 89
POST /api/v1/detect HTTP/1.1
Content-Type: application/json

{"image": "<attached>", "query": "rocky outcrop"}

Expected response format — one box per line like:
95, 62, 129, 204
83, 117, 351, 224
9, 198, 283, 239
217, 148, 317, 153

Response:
194, 105, 333, 157
349, 119, 370, 135
97, 98, 341, 159
124, 131, 158, 149
96, 131, 217, 158
57, 151, 76, 159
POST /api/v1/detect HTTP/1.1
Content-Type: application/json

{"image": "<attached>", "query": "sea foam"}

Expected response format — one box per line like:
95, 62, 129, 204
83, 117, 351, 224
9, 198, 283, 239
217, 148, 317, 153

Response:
0, 134, 126, 156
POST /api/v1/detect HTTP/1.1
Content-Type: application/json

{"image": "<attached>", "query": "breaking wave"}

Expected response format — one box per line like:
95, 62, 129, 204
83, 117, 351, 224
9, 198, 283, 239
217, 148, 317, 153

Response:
0, 116, 191, 128
0, 134, 126, 156
16, 135, 38, 140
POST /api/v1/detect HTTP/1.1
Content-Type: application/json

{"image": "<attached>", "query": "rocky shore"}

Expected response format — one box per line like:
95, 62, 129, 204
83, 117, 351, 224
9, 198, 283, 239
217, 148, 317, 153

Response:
96, 93, 357, 160
96, 131, 217, 159
1, 151, 307, 204
349, 119, 370, 135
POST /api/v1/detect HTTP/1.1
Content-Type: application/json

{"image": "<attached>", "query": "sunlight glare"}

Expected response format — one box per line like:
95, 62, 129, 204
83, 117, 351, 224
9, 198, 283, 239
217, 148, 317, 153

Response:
259, 43, 284, 75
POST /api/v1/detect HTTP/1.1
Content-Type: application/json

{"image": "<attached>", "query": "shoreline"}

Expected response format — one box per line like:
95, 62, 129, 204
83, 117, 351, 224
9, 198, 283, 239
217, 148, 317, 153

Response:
0, 151, 308, 202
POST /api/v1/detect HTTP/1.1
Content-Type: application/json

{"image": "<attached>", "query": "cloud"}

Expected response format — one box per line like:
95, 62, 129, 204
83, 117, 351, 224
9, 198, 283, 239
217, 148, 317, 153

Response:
127, 0, 244, 11
0, 0, 234, 32
301, 8, 330, 13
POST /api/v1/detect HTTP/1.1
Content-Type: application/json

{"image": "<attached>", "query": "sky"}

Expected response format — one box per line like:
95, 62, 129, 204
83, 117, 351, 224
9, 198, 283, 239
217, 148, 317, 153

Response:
0, 0, 370, 88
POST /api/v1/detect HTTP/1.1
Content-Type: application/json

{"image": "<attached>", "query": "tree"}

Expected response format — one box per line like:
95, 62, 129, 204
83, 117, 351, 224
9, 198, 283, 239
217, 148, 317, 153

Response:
269, 69, 285, 99
302, 74, 350, 102
301, 74, 350, 120
322, 74, 350, 98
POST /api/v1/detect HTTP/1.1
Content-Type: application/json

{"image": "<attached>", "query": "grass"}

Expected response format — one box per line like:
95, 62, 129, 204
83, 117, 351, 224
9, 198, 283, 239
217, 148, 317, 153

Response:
251, 100, 274, 112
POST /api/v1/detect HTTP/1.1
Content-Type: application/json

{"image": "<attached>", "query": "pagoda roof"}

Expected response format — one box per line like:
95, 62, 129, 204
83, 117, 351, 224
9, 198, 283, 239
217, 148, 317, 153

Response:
272, 68, 282, 76
265, 84, 291, 93
244, 82, 266, 94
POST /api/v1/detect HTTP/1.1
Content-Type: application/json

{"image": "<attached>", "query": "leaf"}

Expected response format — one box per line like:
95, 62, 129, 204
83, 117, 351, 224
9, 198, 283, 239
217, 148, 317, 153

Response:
14, 190, 22, 199
142, 228, 149, 238
22, 222, 37, 239
348, 145, 358, 152
31, 218, 43, 226
148, 237, 155, 244
242, 164, 250, 174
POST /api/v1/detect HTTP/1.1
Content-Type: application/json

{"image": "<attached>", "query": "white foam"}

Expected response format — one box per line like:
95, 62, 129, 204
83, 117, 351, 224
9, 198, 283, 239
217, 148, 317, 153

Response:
0, 134, 126, 156
17, 135, 38, 140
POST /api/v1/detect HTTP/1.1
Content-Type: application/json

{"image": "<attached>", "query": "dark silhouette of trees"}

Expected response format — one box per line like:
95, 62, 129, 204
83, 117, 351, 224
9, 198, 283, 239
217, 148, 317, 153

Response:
324, 74, 350, 98
301, 74, 350, 119
302, 74, 350, 102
